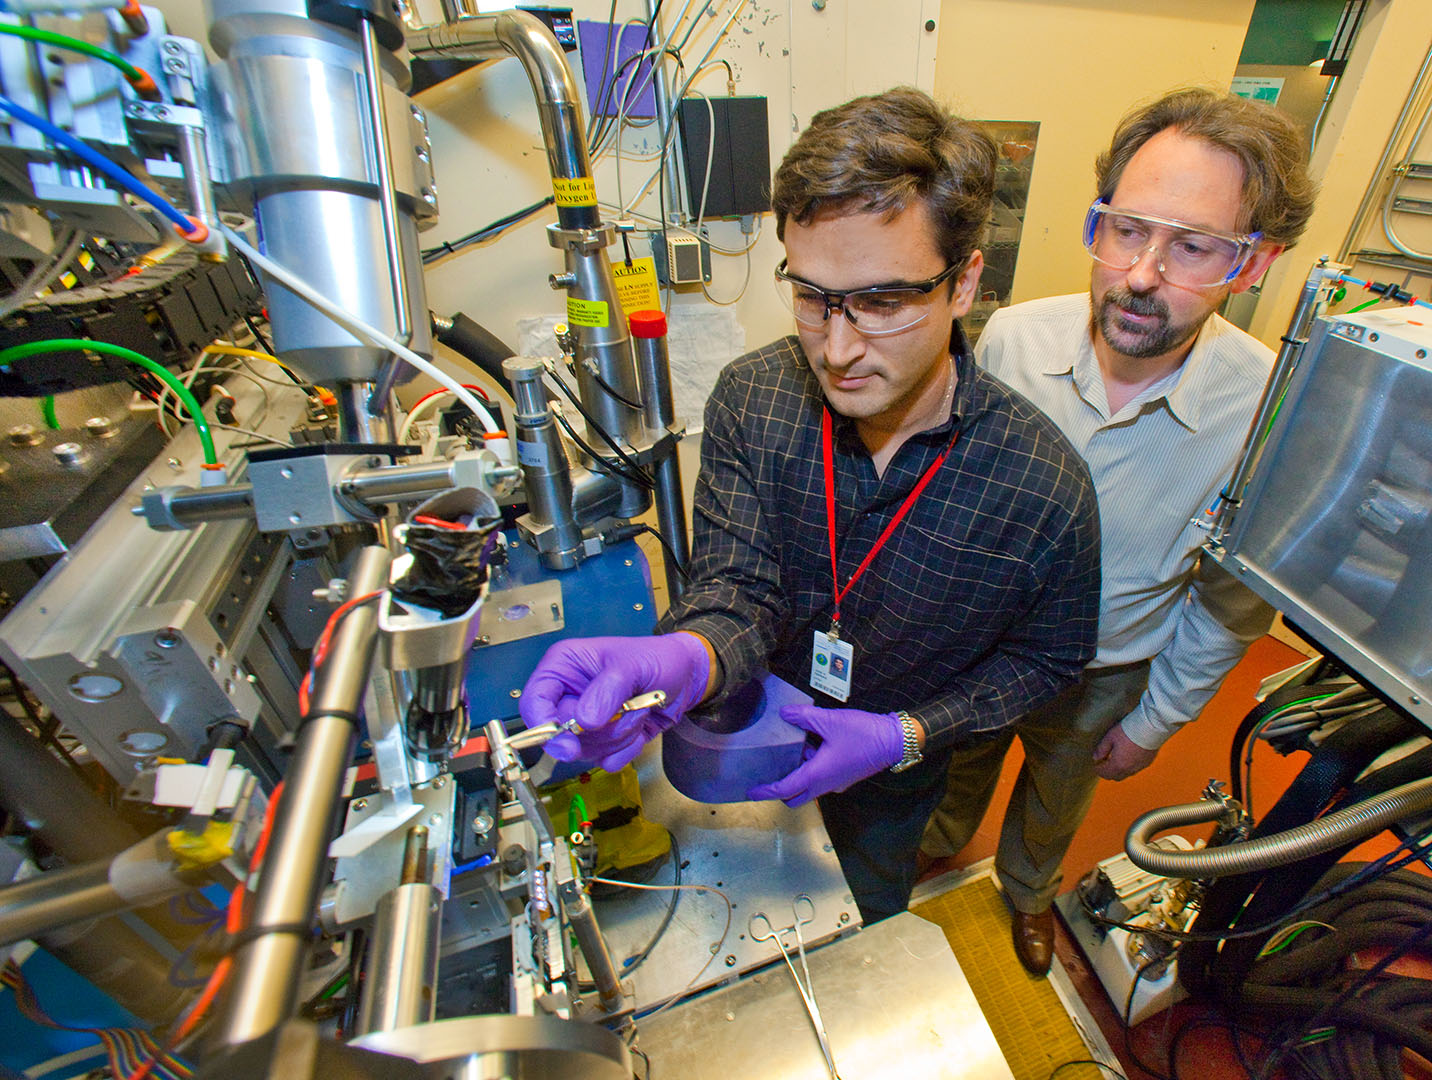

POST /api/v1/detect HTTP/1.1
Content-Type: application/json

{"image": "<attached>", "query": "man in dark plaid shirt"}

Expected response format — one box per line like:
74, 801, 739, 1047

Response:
523, 87, 1100, 922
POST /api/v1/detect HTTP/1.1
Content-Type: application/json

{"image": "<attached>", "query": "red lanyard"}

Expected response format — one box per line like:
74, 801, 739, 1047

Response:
821, 407, 958, 631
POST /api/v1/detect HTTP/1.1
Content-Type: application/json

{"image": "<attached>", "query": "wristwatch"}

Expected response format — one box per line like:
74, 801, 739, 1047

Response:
889, 711, 925, 773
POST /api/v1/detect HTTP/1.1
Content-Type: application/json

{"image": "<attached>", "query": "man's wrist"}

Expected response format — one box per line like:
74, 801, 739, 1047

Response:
889, 711, 926, 772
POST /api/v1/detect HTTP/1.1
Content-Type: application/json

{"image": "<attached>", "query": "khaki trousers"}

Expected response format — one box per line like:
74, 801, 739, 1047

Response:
920, 662, 1150, 913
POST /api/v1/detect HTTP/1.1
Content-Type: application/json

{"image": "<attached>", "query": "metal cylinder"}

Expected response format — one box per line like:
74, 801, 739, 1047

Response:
211, 545, 391, 1050
208, 0, 434, 386
0, 831, 195, 947
504, 357, 585, 568
557, 878, 621, 1011
653, 454, 689, 600
357, 827, 440, 1035
337, 381, 395, 444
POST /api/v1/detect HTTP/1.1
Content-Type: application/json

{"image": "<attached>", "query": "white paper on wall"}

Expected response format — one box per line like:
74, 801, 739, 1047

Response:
515, 306, 746, 435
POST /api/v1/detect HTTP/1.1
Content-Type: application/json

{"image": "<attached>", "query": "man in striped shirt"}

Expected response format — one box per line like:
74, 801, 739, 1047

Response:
920, 88, 1317, 974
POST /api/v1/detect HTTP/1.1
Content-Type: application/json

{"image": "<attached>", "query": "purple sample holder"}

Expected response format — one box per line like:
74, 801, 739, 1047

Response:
661, 673, 810, 803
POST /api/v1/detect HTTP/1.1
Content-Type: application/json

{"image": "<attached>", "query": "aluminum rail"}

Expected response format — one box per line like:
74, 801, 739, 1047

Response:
211, 545, 391, 1049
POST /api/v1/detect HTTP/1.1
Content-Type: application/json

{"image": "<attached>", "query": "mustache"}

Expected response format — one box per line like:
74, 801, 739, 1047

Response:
1103, 287, 1169, 321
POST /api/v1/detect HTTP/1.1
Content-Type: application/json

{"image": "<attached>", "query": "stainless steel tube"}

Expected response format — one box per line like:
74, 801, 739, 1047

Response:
406, 11, 597, 229
357, 828, 440, 1035
0, 832, 195, 947
211, 545, 391, 1050
558, 877, 622, 1011
1125, 777, 1432, 878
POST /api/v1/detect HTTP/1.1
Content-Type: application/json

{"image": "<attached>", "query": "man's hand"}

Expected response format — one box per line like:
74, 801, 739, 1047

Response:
520, 632, 713, 772
1092, 725, 1158, 780
746, 705, 904, 808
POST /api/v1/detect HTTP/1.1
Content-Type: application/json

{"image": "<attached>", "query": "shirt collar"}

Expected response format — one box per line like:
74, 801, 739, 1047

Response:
1041, 296, 1212, 431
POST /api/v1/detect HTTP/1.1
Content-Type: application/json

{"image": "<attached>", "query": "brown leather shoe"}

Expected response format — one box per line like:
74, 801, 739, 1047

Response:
1012, 908, 1054, 976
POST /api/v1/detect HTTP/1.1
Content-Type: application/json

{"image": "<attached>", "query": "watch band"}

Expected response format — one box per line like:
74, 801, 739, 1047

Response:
889, 711, 924, 773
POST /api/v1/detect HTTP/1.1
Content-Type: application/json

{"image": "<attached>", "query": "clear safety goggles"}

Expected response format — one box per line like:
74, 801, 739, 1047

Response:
774, 258, 963, 337
1082, 199, 1261, 288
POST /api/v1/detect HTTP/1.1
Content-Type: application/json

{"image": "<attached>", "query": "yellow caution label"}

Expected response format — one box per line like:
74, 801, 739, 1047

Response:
611, 256, 661, 316
552, 176, 597, 207
566, 296, 610, 328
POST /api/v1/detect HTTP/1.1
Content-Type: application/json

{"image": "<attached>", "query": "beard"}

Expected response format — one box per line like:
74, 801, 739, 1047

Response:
1094, 285, 1204, 360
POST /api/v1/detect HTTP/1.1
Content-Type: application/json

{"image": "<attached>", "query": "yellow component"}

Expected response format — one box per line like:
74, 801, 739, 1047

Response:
154, 756, 188, 765
543, 765, 670, 877
167, 819, 236, 870
552, 175, 597, 207
611, 256, 661, 315
565, 296, 610, 328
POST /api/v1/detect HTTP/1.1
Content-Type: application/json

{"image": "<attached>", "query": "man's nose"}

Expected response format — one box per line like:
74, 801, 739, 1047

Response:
823, 306, 866, 367
1124, 244, 1165, 292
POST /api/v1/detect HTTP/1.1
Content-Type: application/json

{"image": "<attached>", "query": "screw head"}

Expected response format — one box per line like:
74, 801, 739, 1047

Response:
9, 424, 41, 446
352, 799, 368, 812
153, 628, 181, 649
510, 689, 522, 698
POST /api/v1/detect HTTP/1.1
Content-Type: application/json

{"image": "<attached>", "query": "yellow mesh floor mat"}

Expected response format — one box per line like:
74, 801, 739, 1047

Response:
911, 877, 1104, 1080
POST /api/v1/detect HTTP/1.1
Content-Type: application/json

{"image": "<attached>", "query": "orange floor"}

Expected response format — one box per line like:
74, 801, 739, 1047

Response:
936, 635, 1431, 1079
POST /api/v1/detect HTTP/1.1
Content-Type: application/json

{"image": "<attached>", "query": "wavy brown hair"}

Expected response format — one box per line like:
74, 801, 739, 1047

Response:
1096, 87, 1316, 248
771, 86, 997, 268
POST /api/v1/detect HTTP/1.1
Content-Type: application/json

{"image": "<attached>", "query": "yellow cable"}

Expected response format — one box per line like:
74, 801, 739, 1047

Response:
204, 343, 290, 369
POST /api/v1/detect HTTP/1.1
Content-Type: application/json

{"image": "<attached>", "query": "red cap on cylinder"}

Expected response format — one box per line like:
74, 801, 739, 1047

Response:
628, 309, 668, 339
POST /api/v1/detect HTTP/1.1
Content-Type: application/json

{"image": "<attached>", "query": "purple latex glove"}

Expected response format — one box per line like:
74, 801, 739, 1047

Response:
746, 704, 904, 808
520, 632, 711, 772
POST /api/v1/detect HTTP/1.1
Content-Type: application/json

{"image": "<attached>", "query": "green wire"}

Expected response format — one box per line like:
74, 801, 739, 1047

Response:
0, 338, 217, 464
40, 394, 58, 429
0, 23, 146, 84
568, 793, 589, 836
1347, 297, 1383, 314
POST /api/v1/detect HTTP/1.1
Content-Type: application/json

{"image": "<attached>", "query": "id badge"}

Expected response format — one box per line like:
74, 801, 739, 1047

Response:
810, 629, 855, 702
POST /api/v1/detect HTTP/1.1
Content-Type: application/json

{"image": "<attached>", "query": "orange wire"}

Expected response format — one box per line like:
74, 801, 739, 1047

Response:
124, 782, 285, 1080
297, 592, 383, 715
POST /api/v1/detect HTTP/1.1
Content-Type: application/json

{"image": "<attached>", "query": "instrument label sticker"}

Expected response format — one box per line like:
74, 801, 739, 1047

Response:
552, 176, 597, 207
612, 256, 660, 315
566, 296, 609, 328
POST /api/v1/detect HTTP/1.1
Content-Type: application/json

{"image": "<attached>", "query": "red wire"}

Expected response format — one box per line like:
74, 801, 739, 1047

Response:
297, 592, 383, 716
412, 514, 467, 531
409, 383, 490, 410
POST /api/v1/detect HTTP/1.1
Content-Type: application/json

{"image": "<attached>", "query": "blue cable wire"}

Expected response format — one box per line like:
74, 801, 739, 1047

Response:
0, 93, 200, 238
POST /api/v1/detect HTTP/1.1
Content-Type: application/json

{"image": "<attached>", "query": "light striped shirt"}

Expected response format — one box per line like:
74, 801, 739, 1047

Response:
977, 293, 1274, 750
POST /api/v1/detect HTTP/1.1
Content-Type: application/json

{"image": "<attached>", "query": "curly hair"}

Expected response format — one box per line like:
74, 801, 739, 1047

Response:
1095, 87, 1316, 248
771, 86, 997, 268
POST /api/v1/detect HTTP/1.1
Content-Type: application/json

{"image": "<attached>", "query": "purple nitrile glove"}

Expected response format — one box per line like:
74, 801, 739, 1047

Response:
519, 632, 711, 773
746, 704, 904, 808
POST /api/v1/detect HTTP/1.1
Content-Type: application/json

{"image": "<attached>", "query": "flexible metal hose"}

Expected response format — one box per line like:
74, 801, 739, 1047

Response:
1124, 776, 1432, 878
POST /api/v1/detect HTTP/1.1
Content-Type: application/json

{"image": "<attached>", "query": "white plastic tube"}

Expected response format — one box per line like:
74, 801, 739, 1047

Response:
221, 226, 499, 435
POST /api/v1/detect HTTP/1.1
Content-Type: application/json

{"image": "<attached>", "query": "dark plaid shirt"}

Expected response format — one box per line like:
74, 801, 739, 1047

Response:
658, 331, 1101, 750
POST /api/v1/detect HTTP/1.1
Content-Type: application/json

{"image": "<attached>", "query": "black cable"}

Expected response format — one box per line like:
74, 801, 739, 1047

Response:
549, 373, 654, 486
1123, 956, 1174, 1080
583, 362, 644, 410
1049, 1060, 1127, 1079
619, 830, 682, 977
636, 524, 691, 583
553, 408, 652, 489
1253, 917, 1432, 1080
420, 197, 555, 264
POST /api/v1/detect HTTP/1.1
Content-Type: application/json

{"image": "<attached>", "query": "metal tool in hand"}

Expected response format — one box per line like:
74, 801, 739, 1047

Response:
749, 897, 843, 1079
507, 690, 669, 751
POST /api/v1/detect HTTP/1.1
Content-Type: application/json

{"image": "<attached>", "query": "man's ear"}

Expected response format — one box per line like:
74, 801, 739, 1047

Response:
1229, 243, 1284, 295
949, 250, 985, 316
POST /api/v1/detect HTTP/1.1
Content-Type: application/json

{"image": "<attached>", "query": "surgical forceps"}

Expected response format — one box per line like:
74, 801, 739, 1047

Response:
749, 895, 843, 1079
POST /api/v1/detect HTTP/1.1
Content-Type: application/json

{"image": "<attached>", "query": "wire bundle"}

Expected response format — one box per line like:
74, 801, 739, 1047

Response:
0, 959, 192, 1080
1240, 865, 1432, 1080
